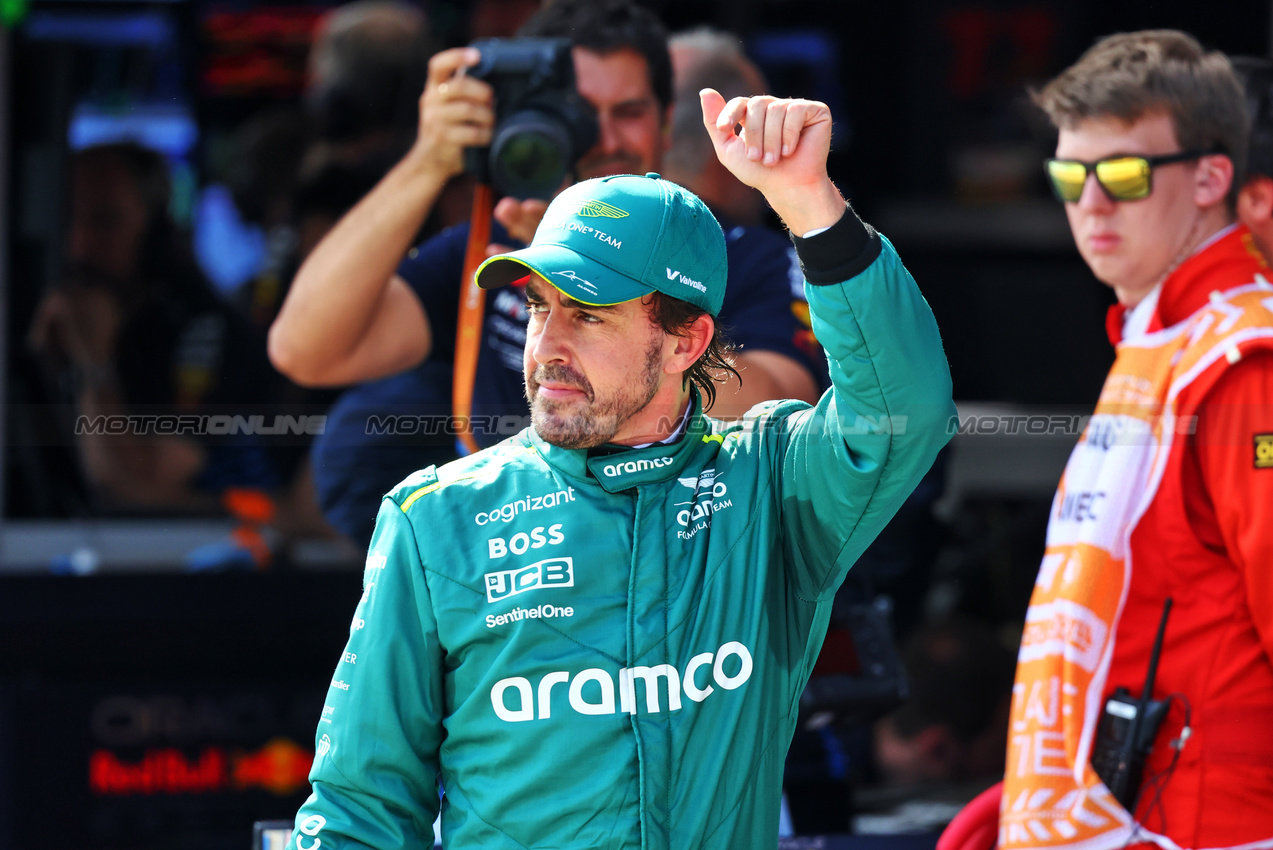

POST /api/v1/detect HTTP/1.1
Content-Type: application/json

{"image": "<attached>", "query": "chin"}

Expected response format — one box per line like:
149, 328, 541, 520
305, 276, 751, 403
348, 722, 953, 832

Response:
531, 409, 607, 450
1083, 258, 1126, 290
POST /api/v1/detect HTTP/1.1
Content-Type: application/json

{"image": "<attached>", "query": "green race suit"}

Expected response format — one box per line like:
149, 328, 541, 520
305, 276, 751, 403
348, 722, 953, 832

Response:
292, 210, 956, 850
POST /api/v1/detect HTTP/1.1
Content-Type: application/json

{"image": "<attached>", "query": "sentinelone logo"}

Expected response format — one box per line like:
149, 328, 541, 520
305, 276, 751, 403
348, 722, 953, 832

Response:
75, 414, 326, 437
490, 640, 753, 722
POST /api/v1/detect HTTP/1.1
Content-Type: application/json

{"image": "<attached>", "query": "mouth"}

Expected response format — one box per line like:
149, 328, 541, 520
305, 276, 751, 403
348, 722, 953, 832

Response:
530, 367, 593, 403
1085, 231, 1121, 253
536, 383, 588, 401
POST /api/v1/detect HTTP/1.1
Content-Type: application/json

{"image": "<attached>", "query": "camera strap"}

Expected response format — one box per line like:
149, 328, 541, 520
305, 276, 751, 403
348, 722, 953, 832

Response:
453, 183, 494, 456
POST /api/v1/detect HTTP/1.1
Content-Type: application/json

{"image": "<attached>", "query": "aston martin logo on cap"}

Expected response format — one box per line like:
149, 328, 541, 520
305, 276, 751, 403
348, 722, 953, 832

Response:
552, 270, 599, 296
569, 199, 629, 219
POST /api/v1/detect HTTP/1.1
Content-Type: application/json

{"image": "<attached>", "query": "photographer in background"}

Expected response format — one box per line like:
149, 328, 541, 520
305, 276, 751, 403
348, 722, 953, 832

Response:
268, 0, 821, 545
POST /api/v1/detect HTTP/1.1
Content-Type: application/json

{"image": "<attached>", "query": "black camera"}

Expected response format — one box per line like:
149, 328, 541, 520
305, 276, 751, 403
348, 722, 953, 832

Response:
464, 38, 599, 200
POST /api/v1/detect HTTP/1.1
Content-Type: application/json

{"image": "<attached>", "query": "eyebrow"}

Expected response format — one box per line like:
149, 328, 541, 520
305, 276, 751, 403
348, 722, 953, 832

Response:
525, 280, 623, 312
609, 96, 657, 112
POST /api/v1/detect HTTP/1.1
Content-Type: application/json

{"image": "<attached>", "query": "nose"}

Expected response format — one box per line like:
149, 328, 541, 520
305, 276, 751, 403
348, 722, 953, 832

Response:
1076, 170, 1116, 212
591, 109, 622, 158
530, 307, 573, 367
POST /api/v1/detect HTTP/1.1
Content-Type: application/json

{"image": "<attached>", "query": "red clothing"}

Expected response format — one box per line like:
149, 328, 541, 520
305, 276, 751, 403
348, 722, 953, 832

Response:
1002, 227, 1273, 850
1122, 350, 1273, 845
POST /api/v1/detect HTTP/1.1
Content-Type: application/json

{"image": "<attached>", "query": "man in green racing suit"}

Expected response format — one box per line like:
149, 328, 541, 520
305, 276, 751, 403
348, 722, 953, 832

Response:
290, 90, 955, 849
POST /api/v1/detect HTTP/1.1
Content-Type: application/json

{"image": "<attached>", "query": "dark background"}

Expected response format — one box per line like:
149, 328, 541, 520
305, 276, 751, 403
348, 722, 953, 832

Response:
2, 0, 1270, 847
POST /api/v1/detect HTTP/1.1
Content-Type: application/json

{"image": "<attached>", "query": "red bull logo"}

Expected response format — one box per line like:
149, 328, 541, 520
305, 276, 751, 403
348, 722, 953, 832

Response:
90, 738, 312, 796
232, 737, 313, 795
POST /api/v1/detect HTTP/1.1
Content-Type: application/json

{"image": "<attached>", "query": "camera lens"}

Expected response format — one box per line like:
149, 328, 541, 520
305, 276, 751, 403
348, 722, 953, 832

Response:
489, 109, 572, 200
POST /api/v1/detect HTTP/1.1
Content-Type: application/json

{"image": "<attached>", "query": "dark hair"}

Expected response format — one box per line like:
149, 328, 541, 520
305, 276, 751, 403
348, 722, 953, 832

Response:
889, 618, 1016, 743
647, 293, 738, 411
1032, 30, 1249, 207
1232, 56, 1273, 182
519, 0, 673, 110
71, 142, 218, 310
75, 142, 170, 229
306, 0, 436, 142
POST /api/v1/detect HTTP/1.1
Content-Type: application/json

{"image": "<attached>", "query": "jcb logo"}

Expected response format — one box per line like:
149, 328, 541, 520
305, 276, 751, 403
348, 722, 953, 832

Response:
1256, 433, 1273, 469
485, 557, 574, 603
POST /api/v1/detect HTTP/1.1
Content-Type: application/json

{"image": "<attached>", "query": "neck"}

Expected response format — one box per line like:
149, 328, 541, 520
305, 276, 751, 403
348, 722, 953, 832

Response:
610, 388, 693, 447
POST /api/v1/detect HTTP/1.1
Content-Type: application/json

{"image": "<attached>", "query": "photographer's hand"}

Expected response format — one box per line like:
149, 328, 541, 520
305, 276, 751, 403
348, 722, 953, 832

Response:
489, 196, 550, 255
270, 50, 492, 387
406, 47, 492, 181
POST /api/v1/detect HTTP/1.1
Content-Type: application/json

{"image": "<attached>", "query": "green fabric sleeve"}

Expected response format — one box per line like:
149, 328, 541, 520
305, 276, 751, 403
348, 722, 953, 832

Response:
291, 498, 444, 849
778, 232, 956, 601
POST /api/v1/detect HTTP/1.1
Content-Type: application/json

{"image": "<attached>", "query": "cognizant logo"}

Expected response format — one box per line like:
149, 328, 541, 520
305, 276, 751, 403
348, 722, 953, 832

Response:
602, 456, 673, 478
490, 640, 753, 722
474, 487, 576, 525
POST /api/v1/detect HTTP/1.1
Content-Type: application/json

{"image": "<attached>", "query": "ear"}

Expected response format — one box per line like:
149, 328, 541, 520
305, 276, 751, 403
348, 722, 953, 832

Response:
1194, 153, 1234, 209
1239, 175, 1273, 226
663, 314, 714, 376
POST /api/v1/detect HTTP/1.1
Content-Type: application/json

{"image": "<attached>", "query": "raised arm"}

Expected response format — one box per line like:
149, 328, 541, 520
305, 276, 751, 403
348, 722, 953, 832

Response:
268, 47, 490, 387
701, 89, 955, 599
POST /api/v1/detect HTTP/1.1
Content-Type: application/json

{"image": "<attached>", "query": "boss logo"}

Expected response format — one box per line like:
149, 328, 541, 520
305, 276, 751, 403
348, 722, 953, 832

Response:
488, 524, 565, 559
485, 557, 574, 603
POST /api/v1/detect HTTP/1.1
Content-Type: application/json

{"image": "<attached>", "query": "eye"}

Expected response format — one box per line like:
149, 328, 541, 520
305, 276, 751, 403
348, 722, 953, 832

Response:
614, 103, 653, 122
526, 300, 548, 315
578, 311, 603, 324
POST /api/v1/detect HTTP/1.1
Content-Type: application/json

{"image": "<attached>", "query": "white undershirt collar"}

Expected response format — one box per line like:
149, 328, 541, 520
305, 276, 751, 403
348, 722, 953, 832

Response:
631, 403, 691, 449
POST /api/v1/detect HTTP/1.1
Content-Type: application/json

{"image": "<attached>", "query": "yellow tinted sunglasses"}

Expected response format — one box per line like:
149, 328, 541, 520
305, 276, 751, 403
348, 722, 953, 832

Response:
1044, 149, 1216, 202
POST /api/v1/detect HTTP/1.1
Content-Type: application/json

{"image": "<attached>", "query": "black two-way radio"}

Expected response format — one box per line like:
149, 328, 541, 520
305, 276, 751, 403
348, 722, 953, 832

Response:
1090, 597, 1174, 810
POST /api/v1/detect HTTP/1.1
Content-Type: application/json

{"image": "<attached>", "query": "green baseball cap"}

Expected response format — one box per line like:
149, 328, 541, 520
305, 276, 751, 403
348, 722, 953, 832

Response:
475, 173, 728, 316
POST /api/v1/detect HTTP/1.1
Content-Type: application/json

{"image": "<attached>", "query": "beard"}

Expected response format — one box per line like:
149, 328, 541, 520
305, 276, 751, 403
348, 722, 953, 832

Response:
525, 334, 664, 449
